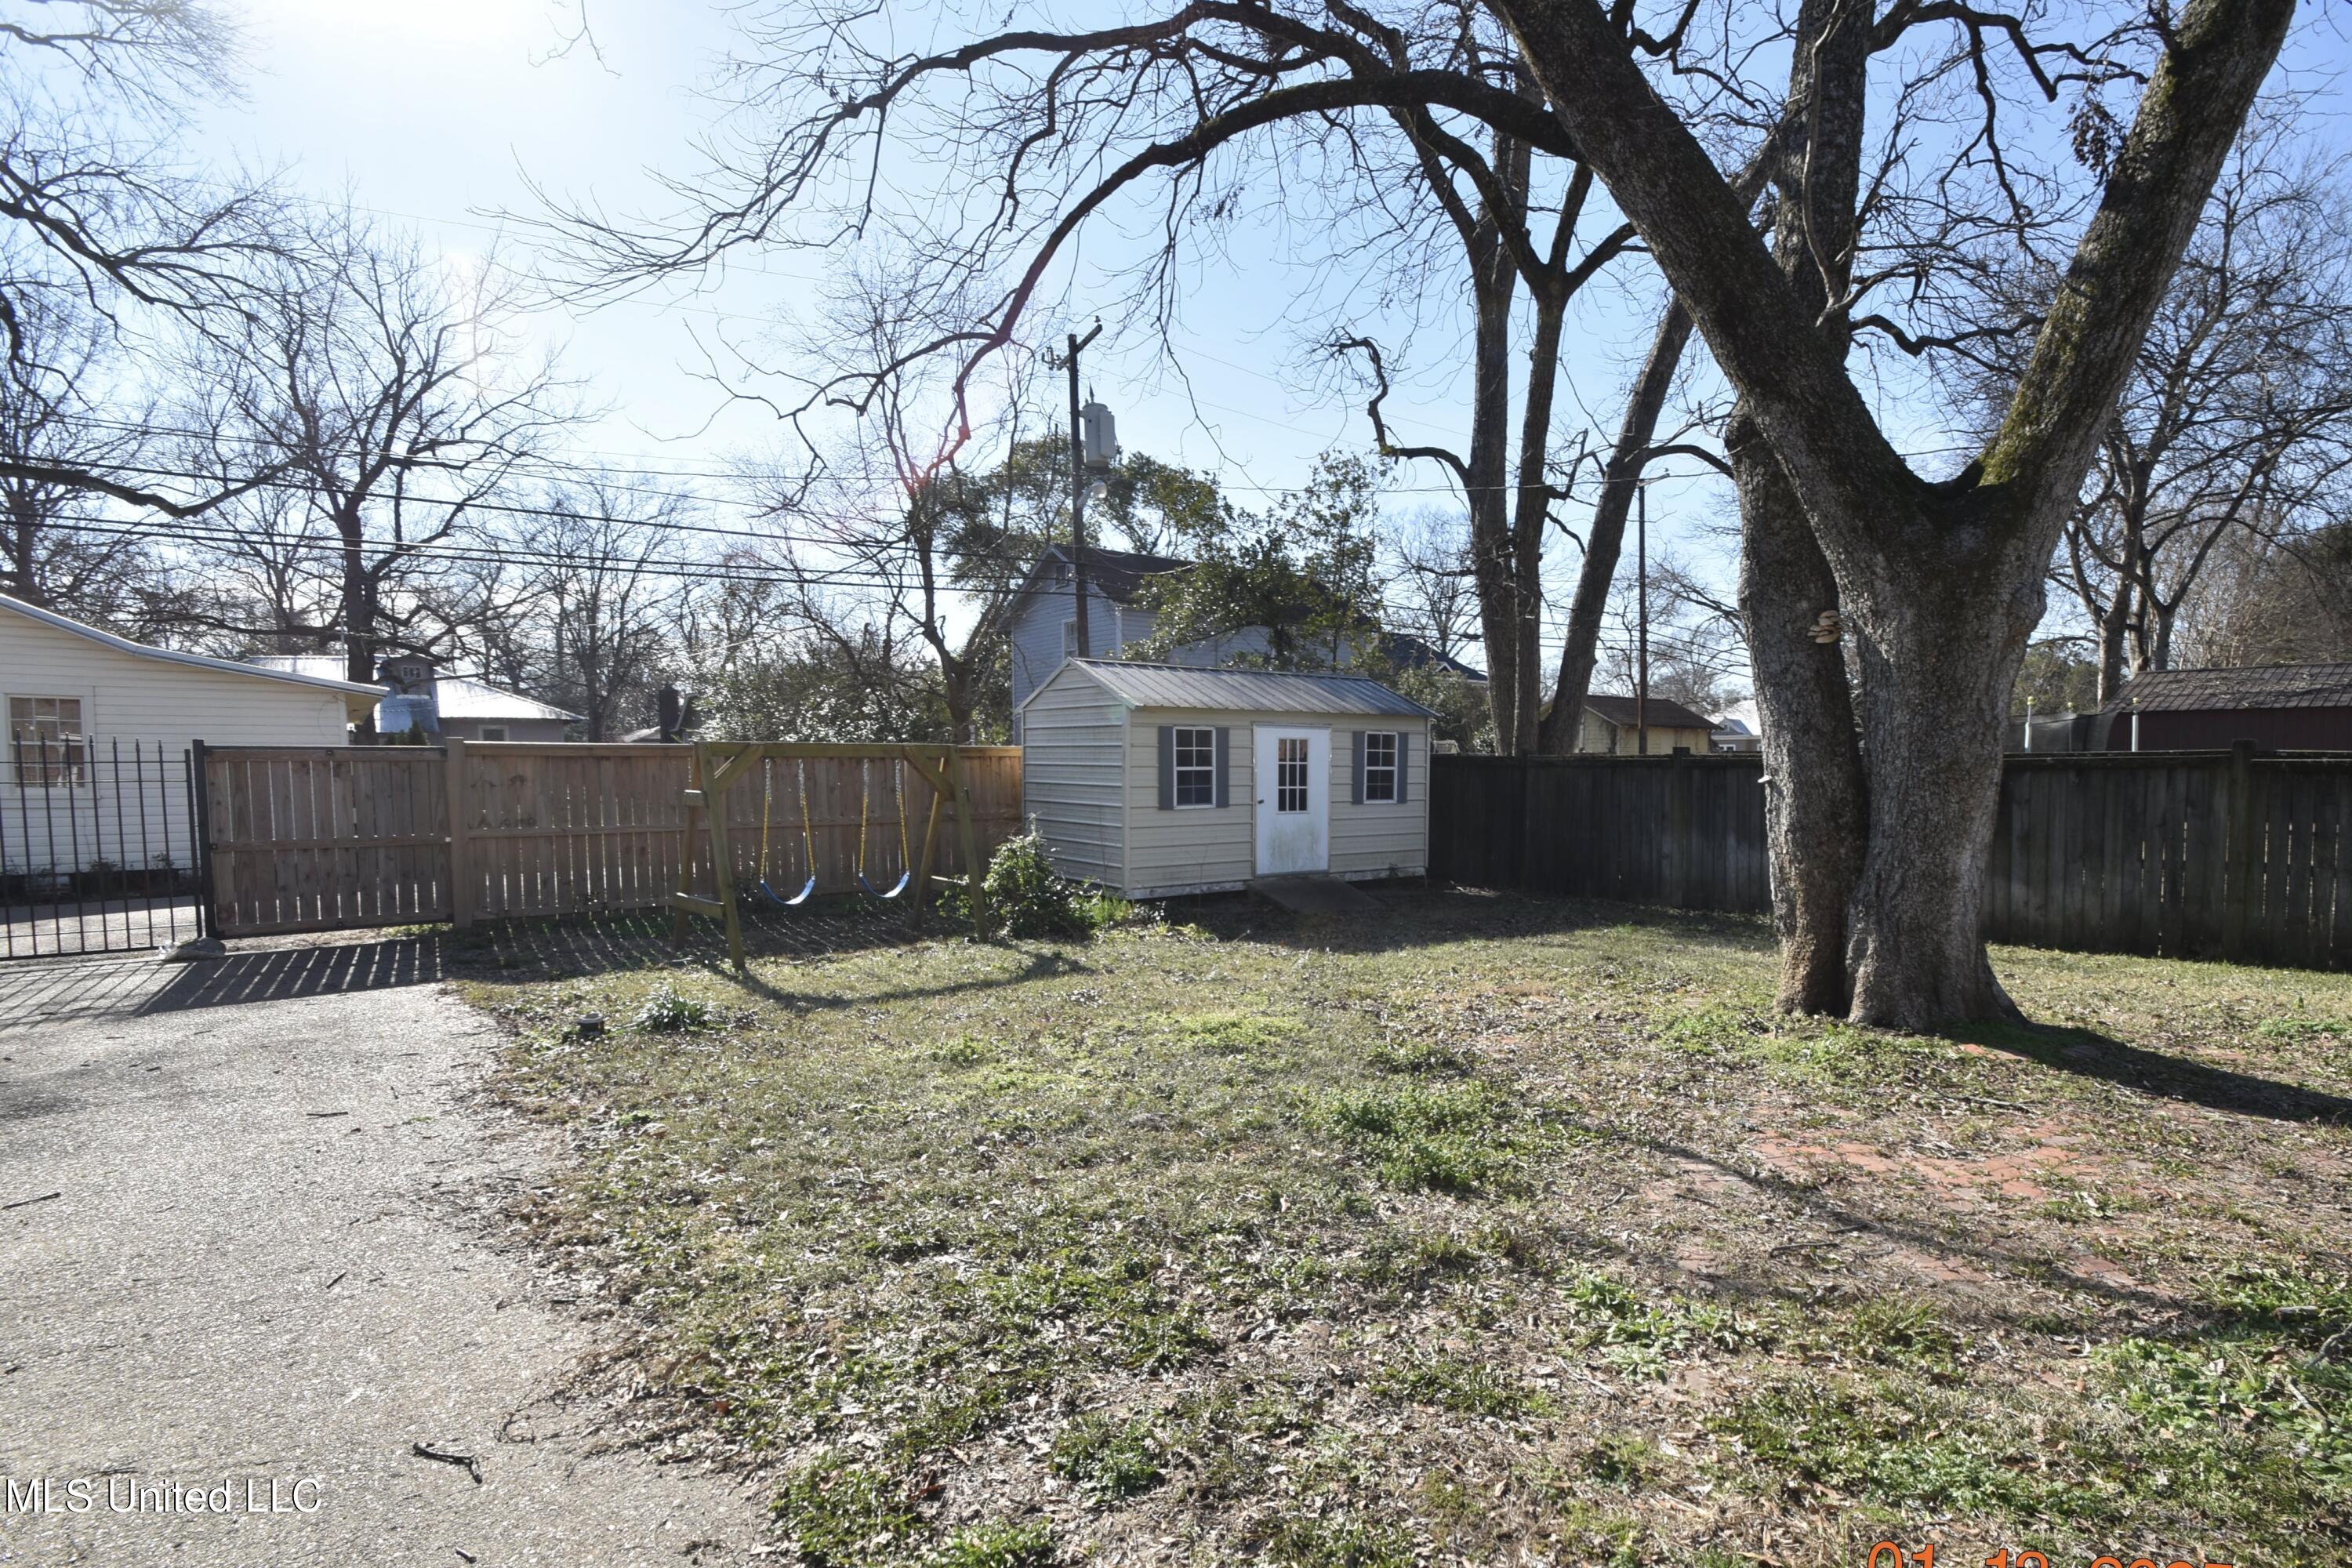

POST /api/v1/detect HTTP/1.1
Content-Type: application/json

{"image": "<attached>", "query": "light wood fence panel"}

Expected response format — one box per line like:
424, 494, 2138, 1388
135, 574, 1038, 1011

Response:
202, 743, 1022, 938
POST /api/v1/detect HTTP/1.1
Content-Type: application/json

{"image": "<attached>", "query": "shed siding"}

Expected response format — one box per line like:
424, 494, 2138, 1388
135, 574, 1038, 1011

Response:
1328, 722, 1430, 878
1123, 708, 1255, 895
1120, 710, 1432, 895
1018, 674, 1127, 885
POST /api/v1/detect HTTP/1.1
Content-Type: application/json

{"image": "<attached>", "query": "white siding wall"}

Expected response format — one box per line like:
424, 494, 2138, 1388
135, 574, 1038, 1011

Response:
1018, 673, 1127, 887
1329, 720, 1431, 879
1121, 710, 1431, 896
1123, 708, 1254, 895
2, 610, 358, 875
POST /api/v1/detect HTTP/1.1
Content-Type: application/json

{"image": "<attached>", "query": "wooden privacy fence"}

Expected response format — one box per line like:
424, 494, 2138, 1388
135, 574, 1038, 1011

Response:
1428, 753, 1770, 915
199, 741, 1023, 939
1429, 746, 2352, 970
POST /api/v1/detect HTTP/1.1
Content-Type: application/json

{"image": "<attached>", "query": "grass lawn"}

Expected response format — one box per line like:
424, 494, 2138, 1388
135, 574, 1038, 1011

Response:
456, 889, 2352, 1568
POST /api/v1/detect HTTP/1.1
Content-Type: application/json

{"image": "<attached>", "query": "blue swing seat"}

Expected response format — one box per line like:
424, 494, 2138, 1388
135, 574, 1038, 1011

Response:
755, 874, 818, 908
856, 869, 912, 899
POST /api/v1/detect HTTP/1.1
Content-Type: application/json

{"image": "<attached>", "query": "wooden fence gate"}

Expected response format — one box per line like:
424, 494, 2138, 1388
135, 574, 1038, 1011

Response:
1429, 745, 2352, 971
198, 741, 1022, 939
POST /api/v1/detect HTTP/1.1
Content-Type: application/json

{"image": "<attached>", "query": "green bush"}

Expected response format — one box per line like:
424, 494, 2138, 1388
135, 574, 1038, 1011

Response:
949, 828, 1134, 939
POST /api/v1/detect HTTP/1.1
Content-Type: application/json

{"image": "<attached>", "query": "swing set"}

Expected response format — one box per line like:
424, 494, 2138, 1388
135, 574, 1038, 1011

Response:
669, 742, 990, 971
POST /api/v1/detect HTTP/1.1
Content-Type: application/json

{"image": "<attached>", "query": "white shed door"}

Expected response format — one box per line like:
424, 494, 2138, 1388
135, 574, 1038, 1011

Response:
1252, 725, 1329, 877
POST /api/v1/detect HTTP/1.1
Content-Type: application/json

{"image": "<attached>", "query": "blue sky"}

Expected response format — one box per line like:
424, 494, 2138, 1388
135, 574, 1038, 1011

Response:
185, 2, 2352, 681
188, 2, 1728, 657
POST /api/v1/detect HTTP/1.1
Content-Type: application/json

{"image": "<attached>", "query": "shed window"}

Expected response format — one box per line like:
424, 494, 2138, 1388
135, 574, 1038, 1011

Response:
1173, 727, 1217, 807
1275, 735, 1308, 813
479, 725, 508, 742
8, 695, 86, 786
1363, 731, 1398, 802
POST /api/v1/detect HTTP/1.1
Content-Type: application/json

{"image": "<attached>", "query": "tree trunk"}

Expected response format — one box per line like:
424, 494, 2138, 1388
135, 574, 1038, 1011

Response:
1493, 0, 2290, 1026
1731, 410, 1866, 1014
1537, 300, 1692, 753
1838, 528, 2043, 1027
1507, 285, 1569, 750
1730, 0, 1871, 1013
1465, 249, 1522, 752
2096, 569, 2134, 703
337, 513, 373, 687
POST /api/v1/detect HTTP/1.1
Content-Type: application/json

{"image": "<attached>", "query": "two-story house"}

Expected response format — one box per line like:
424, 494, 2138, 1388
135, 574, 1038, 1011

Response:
1004, 544, 1484, 737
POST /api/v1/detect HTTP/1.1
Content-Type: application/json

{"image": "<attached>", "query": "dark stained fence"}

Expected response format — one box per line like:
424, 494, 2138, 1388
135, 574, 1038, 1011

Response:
1428, 753, 1771, 915
1429, 746, 2352, 971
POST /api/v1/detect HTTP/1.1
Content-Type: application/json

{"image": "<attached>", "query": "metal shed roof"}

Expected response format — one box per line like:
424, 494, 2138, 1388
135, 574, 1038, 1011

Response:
1040, 659, 1435, 717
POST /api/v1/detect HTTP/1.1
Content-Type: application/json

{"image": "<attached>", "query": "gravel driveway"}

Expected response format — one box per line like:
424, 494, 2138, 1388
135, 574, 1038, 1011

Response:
0, 946, 765, 1567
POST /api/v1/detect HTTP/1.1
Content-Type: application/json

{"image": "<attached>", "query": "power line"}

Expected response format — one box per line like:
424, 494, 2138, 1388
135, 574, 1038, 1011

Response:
36, 412, 1735, 497
26, 509, 1747, 666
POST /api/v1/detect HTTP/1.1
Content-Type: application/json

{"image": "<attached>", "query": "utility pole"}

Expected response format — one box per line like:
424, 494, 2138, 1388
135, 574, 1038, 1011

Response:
1062, 320, 1103, 659
1635, 479, 1650, 758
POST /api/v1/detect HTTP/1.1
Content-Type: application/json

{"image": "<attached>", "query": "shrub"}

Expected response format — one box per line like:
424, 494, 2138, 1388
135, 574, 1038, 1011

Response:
952, 828, 1131, 939
983, 829, 1080, 937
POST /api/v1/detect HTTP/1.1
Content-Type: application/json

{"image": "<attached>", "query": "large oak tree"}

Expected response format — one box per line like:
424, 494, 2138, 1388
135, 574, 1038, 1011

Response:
548, 0, 2295, 1026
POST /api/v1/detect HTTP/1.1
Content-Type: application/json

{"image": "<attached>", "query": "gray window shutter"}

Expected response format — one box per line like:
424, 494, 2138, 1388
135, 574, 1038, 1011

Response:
1214, 728, 1230, 807
1351, 730, 1367, 804
1396, 730, 1411, 802
1157, 725, 1175, 810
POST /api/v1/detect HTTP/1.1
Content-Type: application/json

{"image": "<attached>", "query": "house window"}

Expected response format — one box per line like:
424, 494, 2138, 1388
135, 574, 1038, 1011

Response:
1173, 727, 1216, 807
1363, 731, 1398, 802
479, 726, 508, 742
1276, 735, 1308, 813
1062, 619, 1077, 659
8, 696, 87, 785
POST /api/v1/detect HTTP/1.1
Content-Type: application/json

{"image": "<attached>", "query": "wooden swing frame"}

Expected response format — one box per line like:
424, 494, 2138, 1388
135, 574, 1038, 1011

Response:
668, 741, 990, 971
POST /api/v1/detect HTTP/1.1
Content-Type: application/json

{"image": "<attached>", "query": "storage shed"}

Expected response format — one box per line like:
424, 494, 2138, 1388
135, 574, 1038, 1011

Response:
1021, 659, 1432, 898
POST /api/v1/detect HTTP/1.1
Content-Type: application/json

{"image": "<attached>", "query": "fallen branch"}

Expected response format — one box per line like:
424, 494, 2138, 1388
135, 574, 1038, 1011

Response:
3, 1191, 61, 1210
410, 1443, 484, 1484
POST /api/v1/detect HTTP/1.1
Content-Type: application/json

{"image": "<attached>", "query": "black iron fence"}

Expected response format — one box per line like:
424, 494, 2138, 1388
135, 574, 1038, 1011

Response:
2, 737, 203, 959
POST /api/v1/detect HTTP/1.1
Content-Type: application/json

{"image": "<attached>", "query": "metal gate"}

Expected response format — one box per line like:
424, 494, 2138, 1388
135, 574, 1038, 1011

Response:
2, 738, 205, 960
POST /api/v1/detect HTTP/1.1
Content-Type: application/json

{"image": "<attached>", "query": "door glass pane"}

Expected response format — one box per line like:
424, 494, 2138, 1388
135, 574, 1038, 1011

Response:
1276, 736, 1307, 814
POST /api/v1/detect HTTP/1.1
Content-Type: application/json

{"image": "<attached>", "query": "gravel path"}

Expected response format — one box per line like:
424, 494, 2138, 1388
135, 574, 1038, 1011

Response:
0, 951, 765, 1567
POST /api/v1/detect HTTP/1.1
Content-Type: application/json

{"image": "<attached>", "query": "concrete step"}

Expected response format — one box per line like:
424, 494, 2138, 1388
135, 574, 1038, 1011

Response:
1247, 874, 1379, 914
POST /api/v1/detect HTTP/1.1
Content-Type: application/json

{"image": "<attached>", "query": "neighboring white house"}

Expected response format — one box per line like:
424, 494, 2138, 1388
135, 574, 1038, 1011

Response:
1021, 659, 1432, 898
246, 655, 581, 742
1004, 544, 1485, 738
2, 593, 382, 879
